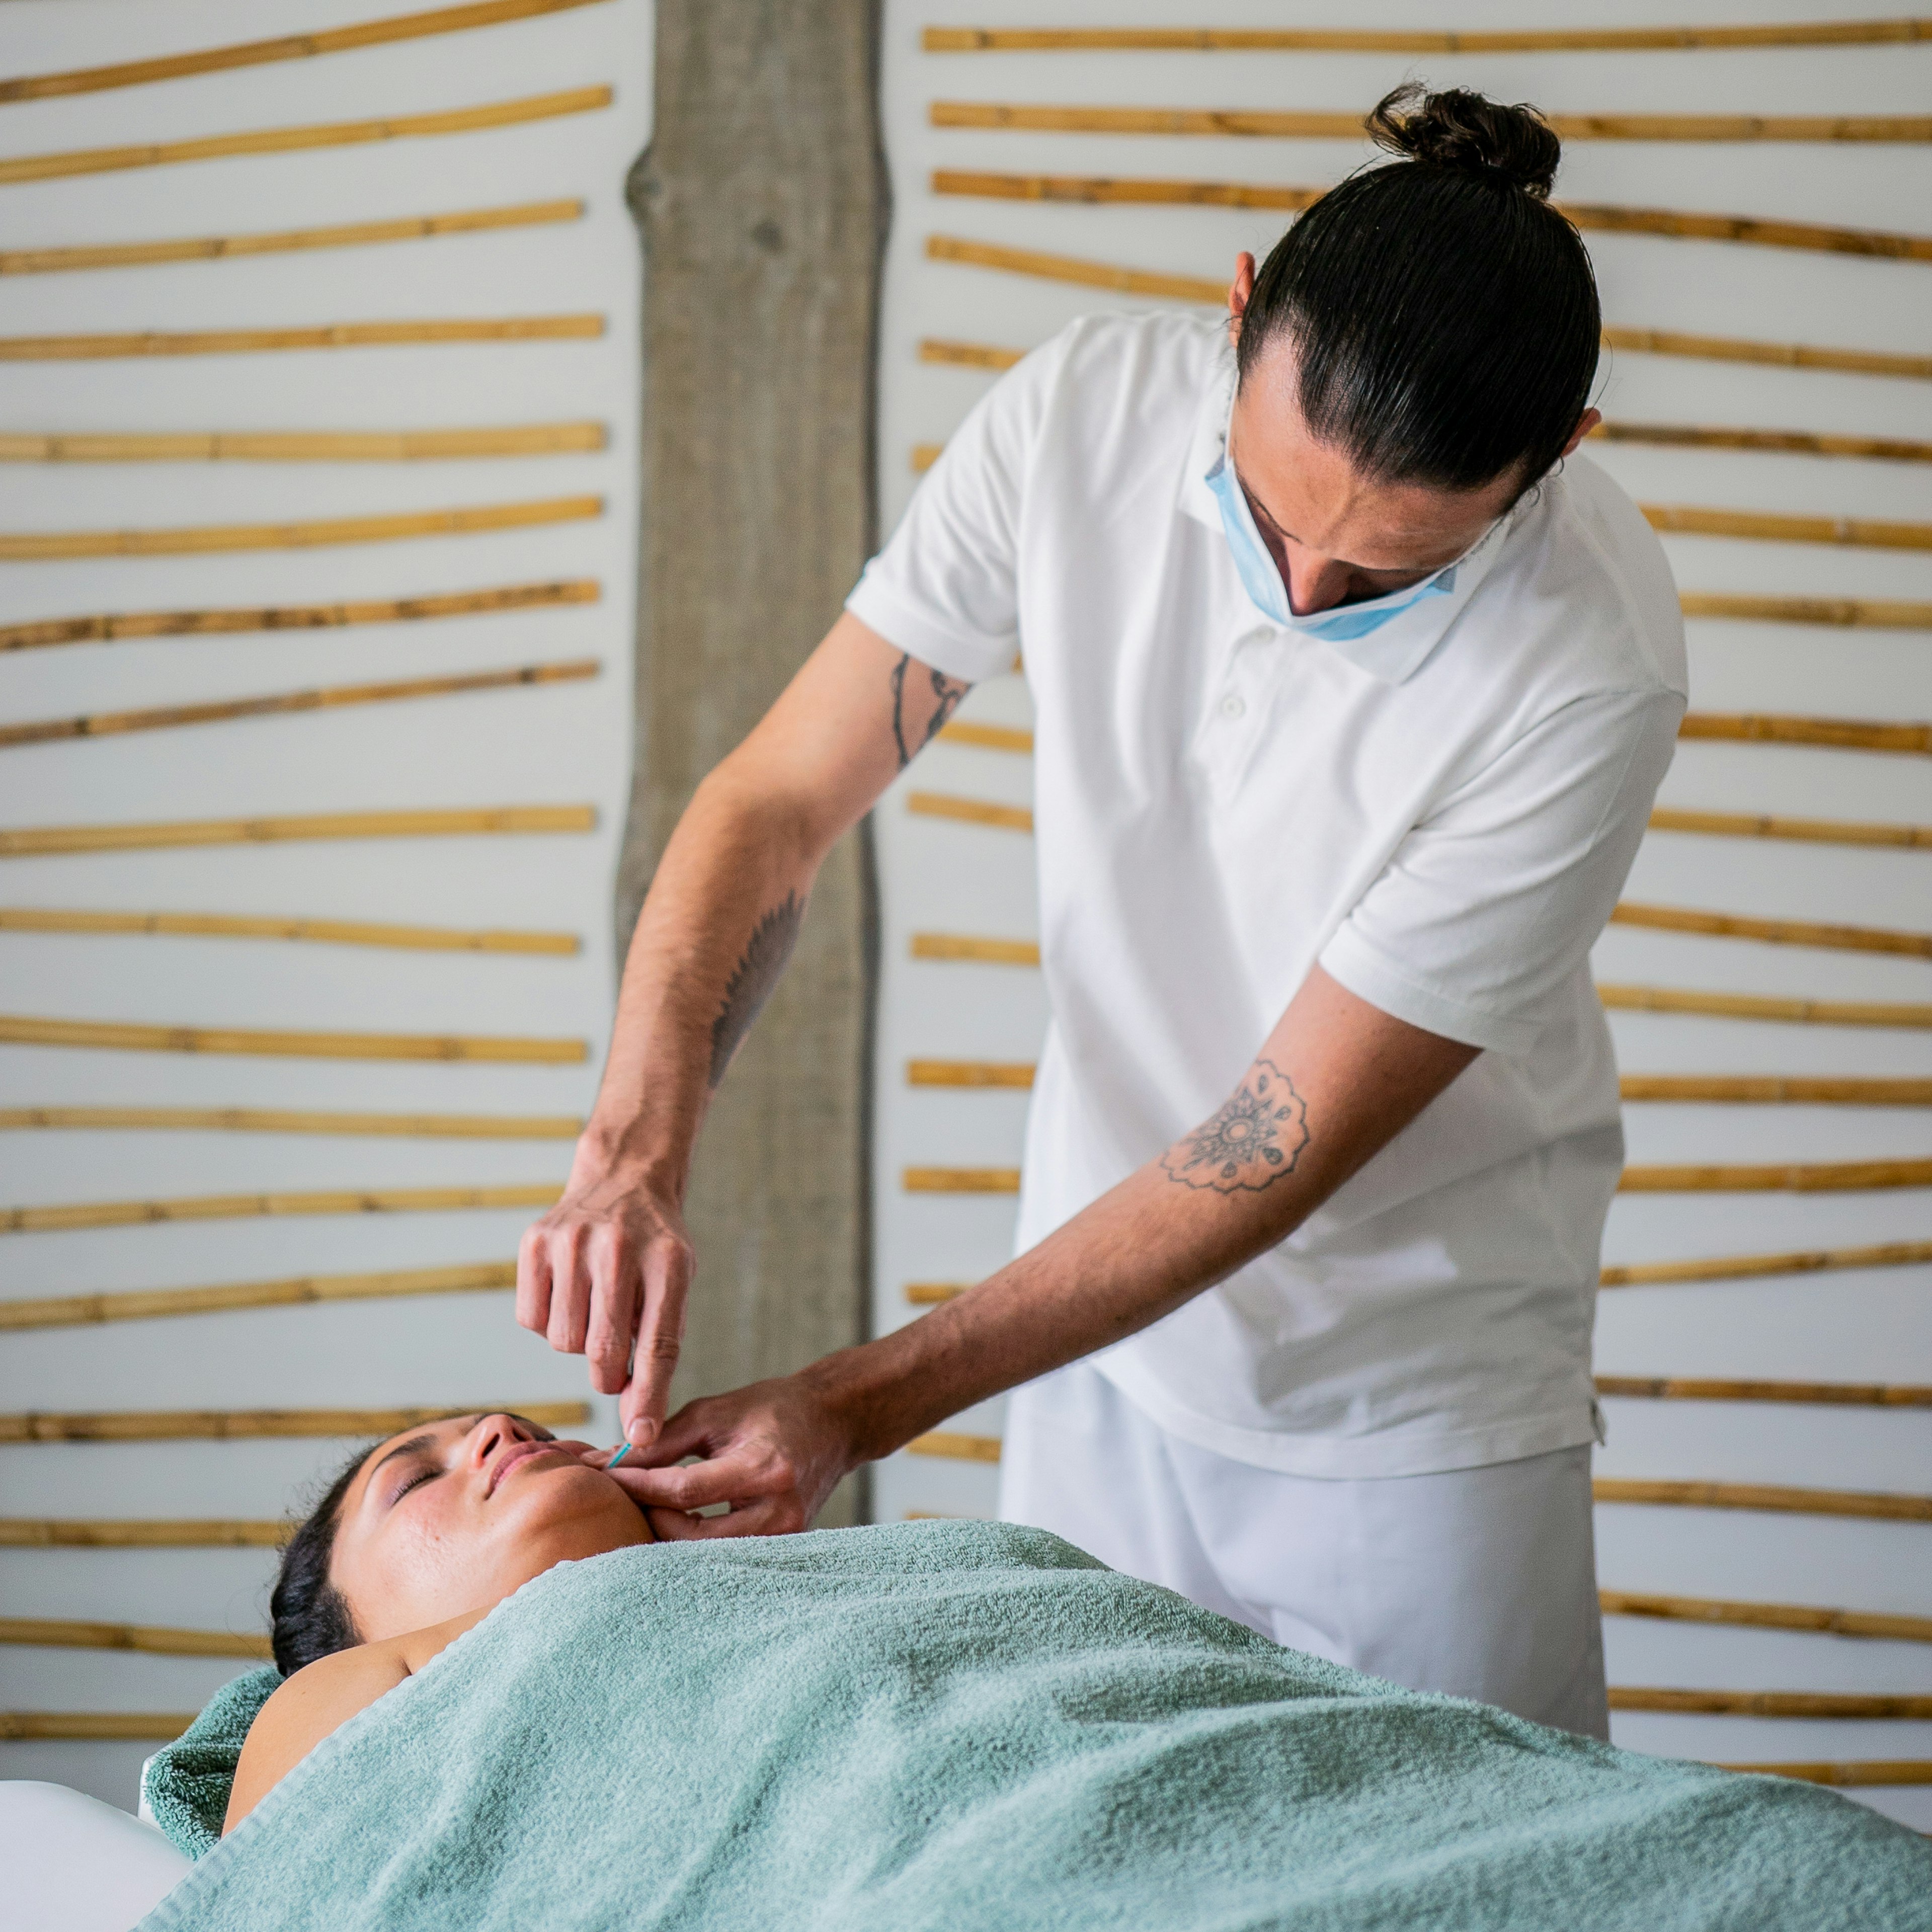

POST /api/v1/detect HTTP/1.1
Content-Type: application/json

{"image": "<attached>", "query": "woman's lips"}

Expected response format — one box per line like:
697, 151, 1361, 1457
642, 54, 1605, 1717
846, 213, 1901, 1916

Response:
486, 1439, 562, 1498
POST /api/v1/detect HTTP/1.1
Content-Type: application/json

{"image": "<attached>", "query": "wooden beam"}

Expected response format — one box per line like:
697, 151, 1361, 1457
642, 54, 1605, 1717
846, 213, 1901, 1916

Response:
1599, 1591, 1932, 1643
0, 803, 596, 859
0, 86, 613, 188
906, 790, 1033, 832
0, 1618, 269, 1659
1677, 713, 1929, 752
0, 1015, 585, 1065
922, 23, 1932, 54
1599, 1239, 1932, 1289
0, 657, 600, 750
1714, 1759, 1932, 1786
927, 231, 1224, 304
1596, 984, 1932, 1028
1618, 1159, 1932, 1191
0, 1105, 582, 1139
1609, 903, 1932, 959
1613, 1689, 1932, 1717
935, 720, 1034, 753
0, 1518, 288, 1547
0, 198, 583, 279
1647, 806, 1930, 848
0, 1183, 562, 1237
907, 1430, 1003, 1463
1595, 1376, 1932, 1406
1643, 506, 1932, 550
1600, 326, 1932, 383
0, 423, 608, 462
0, 909, 579, 955
1593, 1478, 1931, 1521
0, 316, 604, 361
1595, 421, 1932, 463
0, 1261, 519, 1332
0, 579, 599, 653
0, 495, 602, 562
0, 0, 610, 104
909, 932, 1040, 967
0, 1401, 589, 1443
906, 1058, 1035, 1088
1679, 593, 1932, 627
904, 1281, 970, 1304
1619, 1076, 1932, 1104
0, 1713, 196, 1741
903, 1168, 1021, 1194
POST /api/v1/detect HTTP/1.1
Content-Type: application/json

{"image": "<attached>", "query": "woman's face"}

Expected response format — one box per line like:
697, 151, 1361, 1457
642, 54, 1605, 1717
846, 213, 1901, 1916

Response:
329, 1412, 652, 1642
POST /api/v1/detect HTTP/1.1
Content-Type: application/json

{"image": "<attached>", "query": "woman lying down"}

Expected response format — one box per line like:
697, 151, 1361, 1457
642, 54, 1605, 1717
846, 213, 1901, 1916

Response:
142, 1412, 1926, 1932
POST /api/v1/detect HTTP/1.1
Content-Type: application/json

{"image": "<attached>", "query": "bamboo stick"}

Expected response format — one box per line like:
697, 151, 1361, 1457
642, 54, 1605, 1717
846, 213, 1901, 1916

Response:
1643, 505, 1932, 549
907, 1059, 1035, 1088
0, 909, 579, 955
907, 1430, 1004, 1463
905, 1282, 970, 1304
0, 86, 613, 189
0, 495, 603, 562
0, 1184, 564, 1237
1618, 1158, 1932, 1191
935, 169, 1321, 212
1715, 1759, 1932, 1786
1595, 1376, 1932, 1406
1, 579, 599, 653
910, 932, 1041, 967
1600, 327, 1932, 382
1609, 902, 1932, 959
1599, 1591, 1932, 1643
0, 198, 582, 279
1614, 1689, 1932, 1717
927, 232, 1227, 304
0, 423, 608, 463
919, 338, 1025, 372
1571, 202, 1932, 260
0, 1015, 585, 1065
911, 443, 941, 473
0, 657, 601, 750
0, 0, 609, 104
0, 315, 604, 361
906, 790, 1034, 833
0, 803, 596, 859
0, 1618, 270, 1659
1679, 593, 1932, 627
0, 1518, 288, 1547
1595, 421, 1932, 462
1619, 1075, 1932, 1104
1647, 806, 1931, 847
0, 1401, 589, 1444
1593, 1477, 1931, 1521
1597, 984, 1932, 1028
0, 1713, 197, 1741
922, 23, 1932, 54
903, 1168, 1022, 1194
1600, 1238, 1932, 1289
0, 1105, 582, 1140
937, 720, 1034, 753
0, 1261, 519, 1332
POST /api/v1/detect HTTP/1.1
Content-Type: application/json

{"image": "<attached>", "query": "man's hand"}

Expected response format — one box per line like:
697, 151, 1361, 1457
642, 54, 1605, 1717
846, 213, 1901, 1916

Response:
516, 1169, 694, 1449
592, 1370, 857, 1539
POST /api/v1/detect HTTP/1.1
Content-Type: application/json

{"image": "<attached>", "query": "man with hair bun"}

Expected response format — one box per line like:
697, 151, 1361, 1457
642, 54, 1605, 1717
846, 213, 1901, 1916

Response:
521, 85, 1685, 1739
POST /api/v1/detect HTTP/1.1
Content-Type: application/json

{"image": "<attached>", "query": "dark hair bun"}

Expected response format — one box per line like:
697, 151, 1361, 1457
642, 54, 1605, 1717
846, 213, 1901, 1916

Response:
1366, 84, 1561, 200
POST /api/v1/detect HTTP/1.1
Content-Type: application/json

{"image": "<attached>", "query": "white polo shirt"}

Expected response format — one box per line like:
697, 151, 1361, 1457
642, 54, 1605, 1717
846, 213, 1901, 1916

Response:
849, 313, 1686, 1479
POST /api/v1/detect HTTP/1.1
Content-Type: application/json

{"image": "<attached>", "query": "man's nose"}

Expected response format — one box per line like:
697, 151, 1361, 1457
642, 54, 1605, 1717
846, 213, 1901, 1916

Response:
1282, 547, 1354, 617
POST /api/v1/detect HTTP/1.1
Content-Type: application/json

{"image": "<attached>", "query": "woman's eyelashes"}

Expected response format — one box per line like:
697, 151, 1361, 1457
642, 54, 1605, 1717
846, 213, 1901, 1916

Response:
386, 1463, 442, 1510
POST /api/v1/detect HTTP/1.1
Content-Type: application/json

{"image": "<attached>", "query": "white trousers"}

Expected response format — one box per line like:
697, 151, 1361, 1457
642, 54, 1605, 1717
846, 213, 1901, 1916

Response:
999, 1358, 1609, 1739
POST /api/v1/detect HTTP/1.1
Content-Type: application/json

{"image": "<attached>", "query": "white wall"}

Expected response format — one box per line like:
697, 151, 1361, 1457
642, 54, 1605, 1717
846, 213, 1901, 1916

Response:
868, 0, 1932, 1827
0, 0, 652, 1807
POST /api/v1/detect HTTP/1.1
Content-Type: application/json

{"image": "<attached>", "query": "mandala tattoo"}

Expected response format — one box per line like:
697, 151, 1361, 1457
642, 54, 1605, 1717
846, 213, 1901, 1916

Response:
1162, 1060, 1310, 1193
708, 892, 803, 1088
890, 653, 970, 769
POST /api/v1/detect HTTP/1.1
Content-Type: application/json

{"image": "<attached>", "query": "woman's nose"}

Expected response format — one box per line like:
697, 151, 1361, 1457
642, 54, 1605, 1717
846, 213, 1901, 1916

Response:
464, 1412, 529, 1471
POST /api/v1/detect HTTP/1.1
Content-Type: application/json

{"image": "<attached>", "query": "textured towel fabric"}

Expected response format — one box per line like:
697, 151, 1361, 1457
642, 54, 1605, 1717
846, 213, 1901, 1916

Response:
142, 1666, 280, 1860
139, 1521, 1929, 1931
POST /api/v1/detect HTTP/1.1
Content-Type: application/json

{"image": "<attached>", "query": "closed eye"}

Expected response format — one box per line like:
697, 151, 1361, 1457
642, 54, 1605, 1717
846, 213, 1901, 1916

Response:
386, 1464, 440, 1509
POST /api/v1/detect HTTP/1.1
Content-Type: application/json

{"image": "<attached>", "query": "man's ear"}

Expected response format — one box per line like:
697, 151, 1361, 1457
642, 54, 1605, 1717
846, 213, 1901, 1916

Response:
1559, 407, 1602, 459
1226, 251, 1257, 348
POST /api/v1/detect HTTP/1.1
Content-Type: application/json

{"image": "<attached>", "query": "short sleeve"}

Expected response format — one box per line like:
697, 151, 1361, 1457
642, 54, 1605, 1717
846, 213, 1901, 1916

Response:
844, 335, 1068, 686
1319, 687, 1685, 1055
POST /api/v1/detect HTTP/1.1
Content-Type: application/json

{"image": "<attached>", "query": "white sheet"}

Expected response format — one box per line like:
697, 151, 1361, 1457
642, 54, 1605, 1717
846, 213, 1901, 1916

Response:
0, 1781, 190, 1931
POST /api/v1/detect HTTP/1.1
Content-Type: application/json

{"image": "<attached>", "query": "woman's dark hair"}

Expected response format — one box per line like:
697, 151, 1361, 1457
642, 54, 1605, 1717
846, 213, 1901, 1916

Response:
269, 1444, 368, 1675
1235, 84, 1601, 494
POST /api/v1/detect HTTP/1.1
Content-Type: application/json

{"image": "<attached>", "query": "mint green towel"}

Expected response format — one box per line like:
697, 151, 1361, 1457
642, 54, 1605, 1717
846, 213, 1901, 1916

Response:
143, 1665, 279, 1859
139, 1521, 1930, 1930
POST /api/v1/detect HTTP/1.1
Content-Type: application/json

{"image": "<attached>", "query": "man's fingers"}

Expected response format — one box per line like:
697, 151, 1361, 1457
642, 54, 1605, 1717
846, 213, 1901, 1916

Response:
667, 1497, 799, 1541
619, 1232, 693, 1445
582, 1225, 641, 1396
645, 1507, 707, 1542
515, 1222, 554, 1336
632, 1402, 711, 1467
544, 1224, 591, 1356
605, 1444, 767, 1513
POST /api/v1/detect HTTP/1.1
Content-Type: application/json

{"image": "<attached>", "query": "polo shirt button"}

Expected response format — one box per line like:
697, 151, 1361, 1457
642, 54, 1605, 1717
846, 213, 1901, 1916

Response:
1220, 693, 1246, 719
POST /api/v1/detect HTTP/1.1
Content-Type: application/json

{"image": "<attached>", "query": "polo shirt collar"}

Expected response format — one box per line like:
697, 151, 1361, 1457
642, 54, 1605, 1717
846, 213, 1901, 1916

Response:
1180, 343, 1519, 686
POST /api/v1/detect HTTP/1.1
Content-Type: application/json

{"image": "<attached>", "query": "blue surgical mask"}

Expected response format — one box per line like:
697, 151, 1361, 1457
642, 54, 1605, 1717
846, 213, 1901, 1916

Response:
1204, 449, 1462, 640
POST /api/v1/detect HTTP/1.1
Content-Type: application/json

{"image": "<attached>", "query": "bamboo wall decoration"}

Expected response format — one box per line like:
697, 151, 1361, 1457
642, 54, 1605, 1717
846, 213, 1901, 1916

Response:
1712, 1760, 1932, 1787
1642, 505, 1932, 549
1598, 1591, 1932, 1643
0, 1518, 289, 1547
919, 338, 1024, 371
0, 803, 596, 859
1619, 1076, 1932, 1104
1596, 984, 1932, 1028
0, 657, 601, 751
0, 1401, 589, 1443
930, 101, 1932, 143
0, 199, 583, 279
1612, 1689, 1932, 1717
1678, 593, 1932, 627
0, 1713, 197, 1742
910, 932, 1041, 966
1594, 1376, 1932, 1406
908, 1430, 1004, 1463
1647, 806, 1931, 848
0, 909, 580, 955
0, 1183, 564, 1237
0, 424, 608, 463
1609, 903, 1932, 959
935, 720, 1034, 753
922, 22, 1932, 53
0, 86, 614, 189
0, 316, 605, 361
0, 0, 610, 104
0, 1014, 586, 1065
1594, 422, 1932, 463
903, 1167, 1022, 1194
1599, 1239, 1932, 1289
0, 1618, 270, 1659
907, 1058, 1036, 1088
905, 1282, 970, 1304
1593, 1477, 1932, 1520
0, 1105, 582, 1139
911, 443, 941, 472
0, 1261, 520, 1333
2, 579, 599, 654
1618, 1158, 1932, 1191
0, 496, 602, 563
924, 239, 1932, 378
907, 791, 1034, 832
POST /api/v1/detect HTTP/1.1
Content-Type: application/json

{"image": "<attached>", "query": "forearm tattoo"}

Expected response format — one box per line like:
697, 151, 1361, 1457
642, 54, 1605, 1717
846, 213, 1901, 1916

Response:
890, 653, 970, 769
1162, 1060, 1310, 1193
708, 892, 803, 1088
